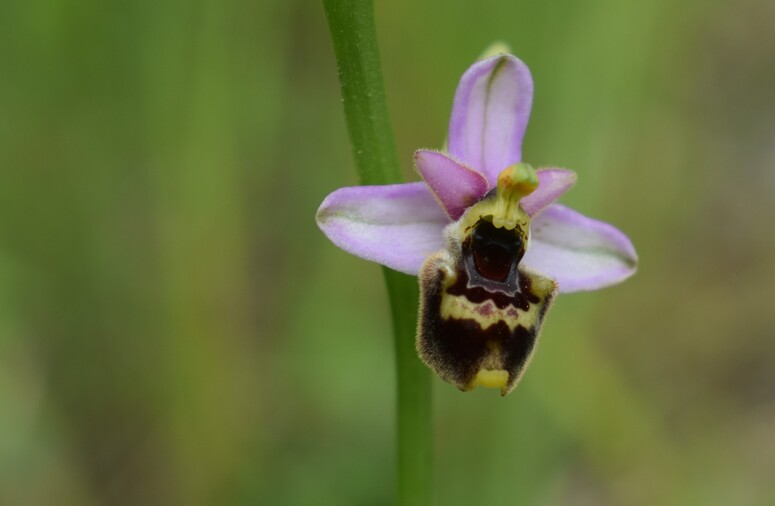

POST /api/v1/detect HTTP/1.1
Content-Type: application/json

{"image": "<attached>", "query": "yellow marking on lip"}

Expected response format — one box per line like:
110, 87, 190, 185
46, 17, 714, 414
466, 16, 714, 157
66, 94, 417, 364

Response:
470, 369, 509, 390
439, 292, 538, 332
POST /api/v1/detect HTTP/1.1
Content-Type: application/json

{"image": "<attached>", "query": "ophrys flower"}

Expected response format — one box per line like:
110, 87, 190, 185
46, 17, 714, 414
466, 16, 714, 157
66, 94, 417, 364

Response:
317, 53, 637, 395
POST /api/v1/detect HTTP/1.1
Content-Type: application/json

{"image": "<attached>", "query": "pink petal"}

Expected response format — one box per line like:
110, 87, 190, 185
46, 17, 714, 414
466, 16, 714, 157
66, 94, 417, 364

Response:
523, 204, 638, 293
414, 150, 489, 220
447, 54, 533, 185
521, 168, 578, 216
316, 182, 450, 275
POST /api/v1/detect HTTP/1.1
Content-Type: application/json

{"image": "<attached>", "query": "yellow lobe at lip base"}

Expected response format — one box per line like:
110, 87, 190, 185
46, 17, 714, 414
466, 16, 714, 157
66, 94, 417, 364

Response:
470, 369, 510, 392
492, 163, 538, 230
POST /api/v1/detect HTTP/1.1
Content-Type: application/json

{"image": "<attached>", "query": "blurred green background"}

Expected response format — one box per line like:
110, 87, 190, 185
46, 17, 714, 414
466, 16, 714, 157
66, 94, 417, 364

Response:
2, 0, 774, 504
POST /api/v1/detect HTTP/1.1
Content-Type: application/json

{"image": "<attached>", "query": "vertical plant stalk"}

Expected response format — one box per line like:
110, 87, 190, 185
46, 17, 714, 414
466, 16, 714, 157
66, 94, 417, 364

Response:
321, 0, 433, 504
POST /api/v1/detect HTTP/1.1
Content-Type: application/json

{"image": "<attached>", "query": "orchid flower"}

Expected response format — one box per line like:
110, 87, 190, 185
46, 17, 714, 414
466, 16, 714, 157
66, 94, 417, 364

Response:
317, 53, 637, 395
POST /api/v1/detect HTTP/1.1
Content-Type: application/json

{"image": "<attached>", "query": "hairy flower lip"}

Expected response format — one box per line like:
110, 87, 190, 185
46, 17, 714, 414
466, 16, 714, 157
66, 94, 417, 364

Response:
316, 53, 637, 293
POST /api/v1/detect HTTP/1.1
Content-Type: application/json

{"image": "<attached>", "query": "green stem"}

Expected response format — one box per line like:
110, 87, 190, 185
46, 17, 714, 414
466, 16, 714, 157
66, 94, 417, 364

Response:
384, 270, 432, 506
321, 1, 433, 505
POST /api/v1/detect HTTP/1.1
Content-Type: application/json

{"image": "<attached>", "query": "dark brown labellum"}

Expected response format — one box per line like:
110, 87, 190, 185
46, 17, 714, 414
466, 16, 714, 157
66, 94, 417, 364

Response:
417, 248, 557, 395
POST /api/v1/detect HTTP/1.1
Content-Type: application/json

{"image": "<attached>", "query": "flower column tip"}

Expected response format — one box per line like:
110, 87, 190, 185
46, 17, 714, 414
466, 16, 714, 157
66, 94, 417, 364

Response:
492, 163, 538, 230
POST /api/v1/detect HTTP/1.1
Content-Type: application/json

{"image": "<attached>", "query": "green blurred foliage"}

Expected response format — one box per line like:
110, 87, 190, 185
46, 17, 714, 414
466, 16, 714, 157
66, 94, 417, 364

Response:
1, 0, 774, 504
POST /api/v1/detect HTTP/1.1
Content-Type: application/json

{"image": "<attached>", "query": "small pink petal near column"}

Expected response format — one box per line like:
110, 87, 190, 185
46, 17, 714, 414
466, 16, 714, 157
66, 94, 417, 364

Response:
521, 168, 577, 217
415, 150, 489, 220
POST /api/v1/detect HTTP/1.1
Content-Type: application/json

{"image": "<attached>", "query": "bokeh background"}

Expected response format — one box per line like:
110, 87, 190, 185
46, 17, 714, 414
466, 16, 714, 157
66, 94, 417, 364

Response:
2, 0, 774, 504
